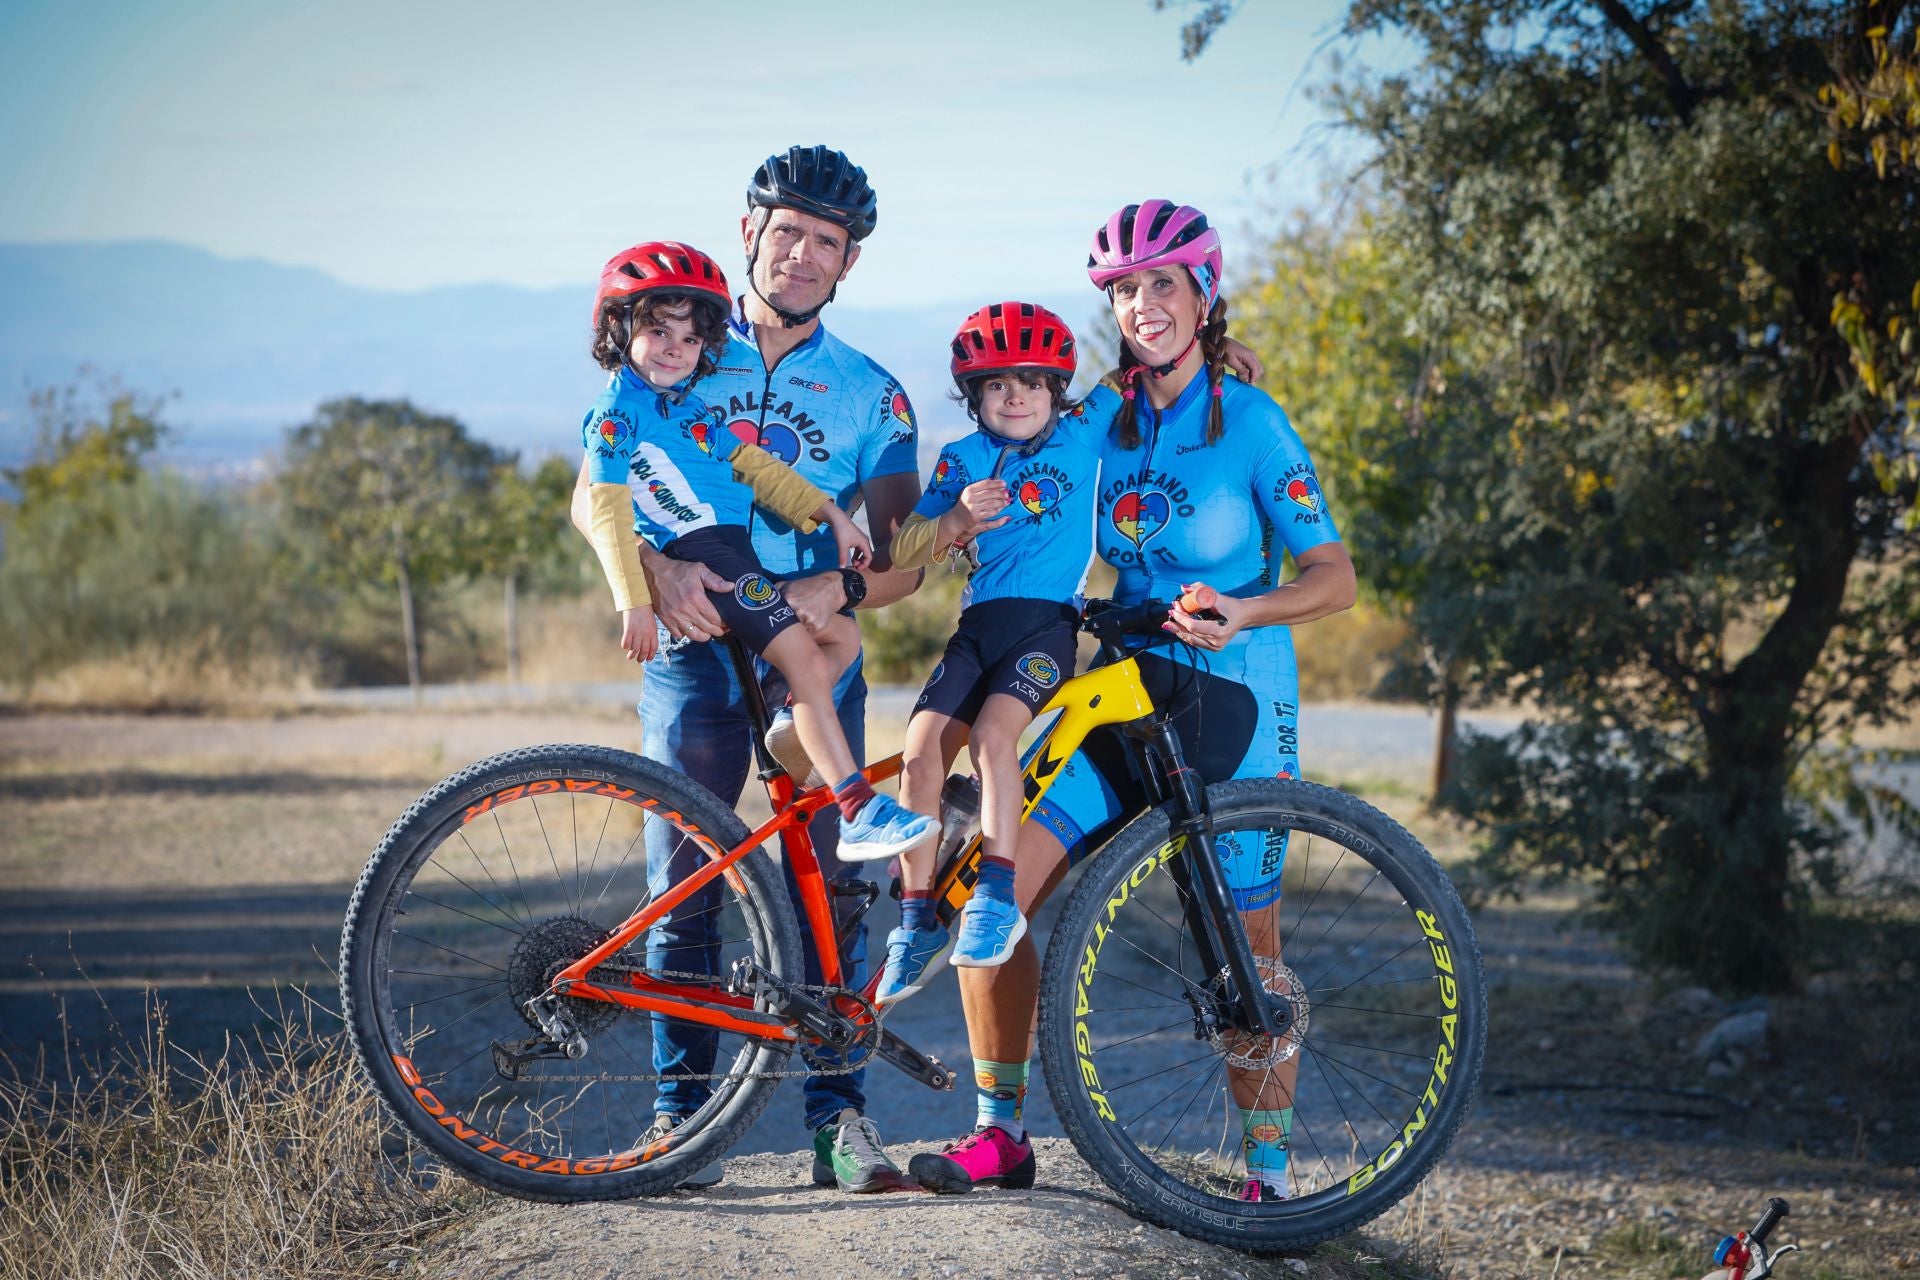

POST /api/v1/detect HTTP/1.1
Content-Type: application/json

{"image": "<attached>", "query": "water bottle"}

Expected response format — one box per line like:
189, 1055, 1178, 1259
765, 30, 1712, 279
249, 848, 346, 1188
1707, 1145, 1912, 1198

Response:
935, 773, 981, 870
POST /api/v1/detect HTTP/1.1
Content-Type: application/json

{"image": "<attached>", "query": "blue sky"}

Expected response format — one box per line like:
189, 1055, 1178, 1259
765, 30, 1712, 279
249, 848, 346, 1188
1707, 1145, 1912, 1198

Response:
0, 0, 1407, 309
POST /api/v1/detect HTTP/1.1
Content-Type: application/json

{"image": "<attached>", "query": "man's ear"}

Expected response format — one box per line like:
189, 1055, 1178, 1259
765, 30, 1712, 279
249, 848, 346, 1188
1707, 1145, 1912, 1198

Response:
837, 241, 862, 283
740, 213, 756, 257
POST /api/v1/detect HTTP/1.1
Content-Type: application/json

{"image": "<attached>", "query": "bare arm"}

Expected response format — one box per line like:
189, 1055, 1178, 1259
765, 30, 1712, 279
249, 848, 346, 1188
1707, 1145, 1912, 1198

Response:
852, 470, 926, 608
1163, 542, 1357, 650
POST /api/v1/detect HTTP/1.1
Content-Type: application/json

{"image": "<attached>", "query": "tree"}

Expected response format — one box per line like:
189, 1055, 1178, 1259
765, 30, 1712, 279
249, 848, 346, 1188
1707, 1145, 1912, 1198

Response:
1191, 0, 1920, 990
473, 455, 576, 684
3, 379, 167, 520
279, 399, 504, 701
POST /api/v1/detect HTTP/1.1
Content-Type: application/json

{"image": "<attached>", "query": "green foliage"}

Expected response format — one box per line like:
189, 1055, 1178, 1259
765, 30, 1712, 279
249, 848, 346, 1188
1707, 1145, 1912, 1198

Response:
0, 384, 297, 689
474, 454, 577, 590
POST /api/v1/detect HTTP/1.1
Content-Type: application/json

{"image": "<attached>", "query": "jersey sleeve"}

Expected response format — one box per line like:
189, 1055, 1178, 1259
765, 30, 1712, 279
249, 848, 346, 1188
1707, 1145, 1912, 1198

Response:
857, 369, 920, 482
890, 511, 963, 572
586, 483, 649, 610
728, 442, 826, 533
581, 392, 638, 485
1250, 398, 1342, 559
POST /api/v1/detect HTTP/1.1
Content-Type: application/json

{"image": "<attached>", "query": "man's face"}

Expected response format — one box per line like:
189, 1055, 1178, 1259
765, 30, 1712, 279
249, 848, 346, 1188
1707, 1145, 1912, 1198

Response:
741, 206, 861, 316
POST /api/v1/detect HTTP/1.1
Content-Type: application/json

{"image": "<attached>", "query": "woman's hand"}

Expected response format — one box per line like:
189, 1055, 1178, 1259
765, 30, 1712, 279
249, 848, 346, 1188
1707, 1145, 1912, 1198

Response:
936, 479, 1012, 547
821, 504, 873, 569
1163, 582, 1247, 651
620, 604, 659, 663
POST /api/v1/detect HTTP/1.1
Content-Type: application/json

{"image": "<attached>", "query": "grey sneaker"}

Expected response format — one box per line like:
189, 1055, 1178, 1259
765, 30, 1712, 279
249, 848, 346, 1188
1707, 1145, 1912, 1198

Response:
643, 1113, 723, 1189
810, 1108, 908, 1193
765, 708, 823, 789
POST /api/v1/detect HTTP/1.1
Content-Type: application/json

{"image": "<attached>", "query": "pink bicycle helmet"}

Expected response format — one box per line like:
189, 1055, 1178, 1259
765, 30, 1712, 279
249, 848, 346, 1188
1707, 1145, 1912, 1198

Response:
1087, 200, 1223, 308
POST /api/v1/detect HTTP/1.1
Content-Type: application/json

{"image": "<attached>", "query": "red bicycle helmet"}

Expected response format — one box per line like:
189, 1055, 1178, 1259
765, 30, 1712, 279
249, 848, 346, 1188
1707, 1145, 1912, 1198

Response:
593, 241, 731, 325
949, 301, 1077, 391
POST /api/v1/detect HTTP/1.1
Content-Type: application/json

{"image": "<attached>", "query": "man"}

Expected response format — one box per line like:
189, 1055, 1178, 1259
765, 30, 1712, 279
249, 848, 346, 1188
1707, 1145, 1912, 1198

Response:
631, 145, 923, 1193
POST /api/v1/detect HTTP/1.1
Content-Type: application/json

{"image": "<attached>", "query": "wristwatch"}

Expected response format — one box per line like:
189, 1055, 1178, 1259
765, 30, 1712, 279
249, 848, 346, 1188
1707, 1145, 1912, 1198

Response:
837, 567, 868, 609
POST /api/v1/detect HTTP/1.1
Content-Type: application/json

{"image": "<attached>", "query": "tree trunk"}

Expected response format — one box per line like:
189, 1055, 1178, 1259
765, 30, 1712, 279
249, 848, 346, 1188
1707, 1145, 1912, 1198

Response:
504, 572, 521, 686
1428, 660, 1463, 811
397, 556, 422, 705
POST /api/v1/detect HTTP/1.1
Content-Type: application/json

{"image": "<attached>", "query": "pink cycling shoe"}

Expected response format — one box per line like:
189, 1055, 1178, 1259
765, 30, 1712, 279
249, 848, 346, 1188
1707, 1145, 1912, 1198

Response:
1239, 1178, 1288, 1203
908, 1126, 1036, 1194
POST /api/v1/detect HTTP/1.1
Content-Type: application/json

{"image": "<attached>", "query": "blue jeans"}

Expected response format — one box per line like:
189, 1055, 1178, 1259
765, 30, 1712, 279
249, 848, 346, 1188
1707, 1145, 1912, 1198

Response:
639, 636, 869, 1133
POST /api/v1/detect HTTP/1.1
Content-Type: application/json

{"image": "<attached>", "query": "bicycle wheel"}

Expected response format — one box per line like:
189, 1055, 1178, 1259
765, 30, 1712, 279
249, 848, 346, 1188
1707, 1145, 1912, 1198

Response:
341, 744, 803, 1202
1038, 778, 1486, 1250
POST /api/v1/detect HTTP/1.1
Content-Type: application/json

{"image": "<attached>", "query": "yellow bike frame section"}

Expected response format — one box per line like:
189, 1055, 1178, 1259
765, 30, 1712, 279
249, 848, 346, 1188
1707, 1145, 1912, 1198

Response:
929, 657, 1158, 919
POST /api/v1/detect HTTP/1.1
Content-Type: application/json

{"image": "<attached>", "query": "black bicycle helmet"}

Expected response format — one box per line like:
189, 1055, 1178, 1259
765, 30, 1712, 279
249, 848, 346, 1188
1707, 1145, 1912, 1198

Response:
746, 145, 878, 242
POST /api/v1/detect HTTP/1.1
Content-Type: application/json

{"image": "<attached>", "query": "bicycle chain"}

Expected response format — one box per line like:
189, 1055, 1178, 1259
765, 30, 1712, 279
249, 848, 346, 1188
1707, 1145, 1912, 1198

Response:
501, 964, 884, 1083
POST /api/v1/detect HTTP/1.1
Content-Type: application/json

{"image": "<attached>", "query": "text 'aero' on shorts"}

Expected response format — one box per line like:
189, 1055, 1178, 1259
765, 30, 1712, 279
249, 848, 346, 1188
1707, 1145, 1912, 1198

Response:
659, 525, 833, 656
914, 598, 1080, 722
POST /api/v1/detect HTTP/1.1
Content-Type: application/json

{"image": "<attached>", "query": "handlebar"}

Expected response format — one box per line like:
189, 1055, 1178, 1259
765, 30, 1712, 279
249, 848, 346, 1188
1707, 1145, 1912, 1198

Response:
1750, 1198, 1789, 1247
1081, 597, 1176, 644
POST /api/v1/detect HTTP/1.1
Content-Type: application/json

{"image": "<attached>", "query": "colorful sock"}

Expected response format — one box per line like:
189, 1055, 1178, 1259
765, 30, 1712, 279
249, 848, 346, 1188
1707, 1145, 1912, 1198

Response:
973, 855, 1016, 905
833, 773, 876, 822
900, 891, 936, 933
1237, 1106, 1294, 1189
973, 1057, 1029, 1139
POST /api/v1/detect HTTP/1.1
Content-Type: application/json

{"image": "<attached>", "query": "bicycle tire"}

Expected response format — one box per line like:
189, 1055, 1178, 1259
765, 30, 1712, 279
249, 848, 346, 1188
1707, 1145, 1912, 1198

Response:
341, 743, 803, 1201
1038, 778, 1486, 1250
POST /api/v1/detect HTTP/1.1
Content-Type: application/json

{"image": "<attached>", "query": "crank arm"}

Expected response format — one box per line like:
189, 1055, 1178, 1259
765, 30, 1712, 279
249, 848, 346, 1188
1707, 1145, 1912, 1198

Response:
874, 1025, 955, 1091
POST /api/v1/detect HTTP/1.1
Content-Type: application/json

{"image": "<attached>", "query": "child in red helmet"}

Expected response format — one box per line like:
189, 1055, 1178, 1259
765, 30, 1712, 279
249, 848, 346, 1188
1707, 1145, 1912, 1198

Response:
575, 241, 932, 861
849, 302, 1100, 999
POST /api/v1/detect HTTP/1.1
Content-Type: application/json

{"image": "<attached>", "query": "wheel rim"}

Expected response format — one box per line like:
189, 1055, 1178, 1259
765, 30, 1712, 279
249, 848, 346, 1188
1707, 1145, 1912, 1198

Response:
1064, 811, 1479, 1209
364, 775, 784, 1175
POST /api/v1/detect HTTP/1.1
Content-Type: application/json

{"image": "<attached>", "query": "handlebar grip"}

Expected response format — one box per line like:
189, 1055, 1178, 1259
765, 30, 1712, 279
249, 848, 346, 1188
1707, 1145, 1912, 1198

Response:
1751, 1197, 1789, 1245
1177, 584, 1216, 613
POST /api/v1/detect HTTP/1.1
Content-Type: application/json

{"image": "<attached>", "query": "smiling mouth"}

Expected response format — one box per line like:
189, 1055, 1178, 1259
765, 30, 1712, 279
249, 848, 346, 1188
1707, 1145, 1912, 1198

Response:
1136, 320, 1172, 340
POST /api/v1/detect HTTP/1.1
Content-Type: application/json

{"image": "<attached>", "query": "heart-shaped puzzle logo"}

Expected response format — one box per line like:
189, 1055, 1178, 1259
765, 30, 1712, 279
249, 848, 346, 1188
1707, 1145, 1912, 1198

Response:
1111, 490, 1171, 547
1018, 477, 1061, 515
1285, 476, 1322, 514
728, 419, 801, 465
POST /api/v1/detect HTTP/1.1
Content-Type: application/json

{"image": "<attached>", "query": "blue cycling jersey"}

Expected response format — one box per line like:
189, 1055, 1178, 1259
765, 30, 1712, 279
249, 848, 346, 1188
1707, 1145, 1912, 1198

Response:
1082, 376, 1341, 683
580, 366, 763, 552
699, 307, 920, 575
911, 410, 1101, 607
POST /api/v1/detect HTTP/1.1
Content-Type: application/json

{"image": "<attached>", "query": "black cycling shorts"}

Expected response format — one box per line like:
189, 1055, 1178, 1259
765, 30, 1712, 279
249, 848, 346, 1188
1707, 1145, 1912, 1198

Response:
914, 597, 1080, 722
662, 525, 813, 655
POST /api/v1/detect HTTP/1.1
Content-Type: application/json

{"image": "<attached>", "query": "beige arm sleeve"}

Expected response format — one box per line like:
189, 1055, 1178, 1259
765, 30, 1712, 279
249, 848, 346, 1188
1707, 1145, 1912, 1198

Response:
891, 510, 966, 574
586, 483, 650, 610
729, 443, 826, 533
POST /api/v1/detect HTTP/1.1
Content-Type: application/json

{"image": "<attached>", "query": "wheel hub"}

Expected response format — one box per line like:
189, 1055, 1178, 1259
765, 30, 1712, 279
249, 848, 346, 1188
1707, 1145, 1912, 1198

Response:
1207, 957, 1310, 1068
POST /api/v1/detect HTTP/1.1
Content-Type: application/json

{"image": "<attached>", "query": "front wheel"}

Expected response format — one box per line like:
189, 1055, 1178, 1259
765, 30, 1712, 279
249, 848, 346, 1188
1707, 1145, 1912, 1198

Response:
1038, 779, 1486, 1250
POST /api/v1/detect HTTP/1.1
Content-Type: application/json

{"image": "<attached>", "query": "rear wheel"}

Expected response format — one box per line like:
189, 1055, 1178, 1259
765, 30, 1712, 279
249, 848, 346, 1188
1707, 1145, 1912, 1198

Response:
340, 744, 802, 1201
1038, 779, 1486, 1249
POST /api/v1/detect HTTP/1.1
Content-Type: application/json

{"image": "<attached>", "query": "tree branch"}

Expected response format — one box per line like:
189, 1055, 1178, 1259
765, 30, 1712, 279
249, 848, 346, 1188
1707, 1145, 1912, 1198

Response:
1596, 0, 1699, 124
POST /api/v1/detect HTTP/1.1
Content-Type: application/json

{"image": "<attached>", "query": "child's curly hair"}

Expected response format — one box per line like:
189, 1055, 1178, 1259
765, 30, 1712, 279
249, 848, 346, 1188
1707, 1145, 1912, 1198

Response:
590, 292, 731, 383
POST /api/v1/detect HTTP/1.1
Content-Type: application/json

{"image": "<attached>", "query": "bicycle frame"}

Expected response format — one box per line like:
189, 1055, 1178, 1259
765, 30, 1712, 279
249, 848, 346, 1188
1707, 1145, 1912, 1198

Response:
550, 621, 1282, 1047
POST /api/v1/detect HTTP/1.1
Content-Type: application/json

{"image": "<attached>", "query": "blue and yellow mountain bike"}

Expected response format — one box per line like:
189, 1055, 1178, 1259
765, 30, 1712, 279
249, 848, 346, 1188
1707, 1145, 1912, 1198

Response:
340, 597, 1486, 1250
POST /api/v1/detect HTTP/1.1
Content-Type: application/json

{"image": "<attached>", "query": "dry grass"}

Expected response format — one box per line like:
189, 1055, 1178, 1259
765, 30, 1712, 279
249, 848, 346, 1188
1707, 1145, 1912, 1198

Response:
0, 641, 319, 715
0, 994, 486, 1279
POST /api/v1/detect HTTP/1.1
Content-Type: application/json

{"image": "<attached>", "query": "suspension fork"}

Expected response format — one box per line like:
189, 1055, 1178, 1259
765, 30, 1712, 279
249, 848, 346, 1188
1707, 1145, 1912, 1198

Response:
1136, 719, 1285, 1039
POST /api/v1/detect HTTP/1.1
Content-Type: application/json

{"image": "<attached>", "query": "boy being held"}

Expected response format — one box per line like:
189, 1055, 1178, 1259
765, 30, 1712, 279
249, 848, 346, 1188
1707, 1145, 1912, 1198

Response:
849, 302, 1097, 996
575, 241, 931, 859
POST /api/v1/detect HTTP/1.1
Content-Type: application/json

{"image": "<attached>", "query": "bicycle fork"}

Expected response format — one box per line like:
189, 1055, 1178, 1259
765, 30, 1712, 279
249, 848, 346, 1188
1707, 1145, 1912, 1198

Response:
1137, 720, 1289, 1041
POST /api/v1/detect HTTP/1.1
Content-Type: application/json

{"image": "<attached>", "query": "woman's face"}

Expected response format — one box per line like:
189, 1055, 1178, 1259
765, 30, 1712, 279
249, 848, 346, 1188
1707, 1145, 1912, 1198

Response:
1108, 267, 1204, 367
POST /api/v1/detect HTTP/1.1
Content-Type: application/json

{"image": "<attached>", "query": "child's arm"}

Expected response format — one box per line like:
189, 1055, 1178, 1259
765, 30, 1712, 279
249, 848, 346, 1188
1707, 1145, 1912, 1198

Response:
578, 474, 657, 662
728, 443, 829, 533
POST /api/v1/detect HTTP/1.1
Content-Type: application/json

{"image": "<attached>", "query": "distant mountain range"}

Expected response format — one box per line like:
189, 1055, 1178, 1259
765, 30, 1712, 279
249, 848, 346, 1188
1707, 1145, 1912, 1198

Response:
0, 241, 1098, 476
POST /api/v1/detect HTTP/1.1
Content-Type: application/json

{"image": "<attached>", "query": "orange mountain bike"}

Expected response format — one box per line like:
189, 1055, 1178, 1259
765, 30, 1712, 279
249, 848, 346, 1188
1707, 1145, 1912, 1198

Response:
341, 598, 1486, 1250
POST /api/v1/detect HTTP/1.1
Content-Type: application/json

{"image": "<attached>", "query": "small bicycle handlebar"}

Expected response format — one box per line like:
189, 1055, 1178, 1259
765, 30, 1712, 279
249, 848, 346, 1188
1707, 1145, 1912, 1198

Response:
1750, 1197, 1789, 1247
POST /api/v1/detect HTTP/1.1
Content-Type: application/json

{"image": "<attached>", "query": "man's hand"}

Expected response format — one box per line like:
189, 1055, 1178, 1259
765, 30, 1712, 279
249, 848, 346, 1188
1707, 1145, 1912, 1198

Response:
784, 572, 847, 633
1223, 336, 1264, 383
642, 548, 734, 642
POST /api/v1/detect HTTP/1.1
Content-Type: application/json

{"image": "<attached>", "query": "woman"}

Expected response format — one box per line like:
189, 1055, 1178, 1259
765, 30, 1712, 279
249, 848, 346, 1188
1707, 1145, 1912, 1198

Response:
908, 201, 1357, 1201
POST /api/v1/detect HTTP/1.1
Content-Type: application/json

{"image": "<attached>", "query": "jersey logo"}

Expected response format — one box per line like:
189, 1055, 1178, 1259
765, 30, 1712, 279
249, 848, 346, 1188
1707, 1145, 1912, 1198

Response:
735, 574, 779, 610
689, 420, 717, 454
1285, 476, 1324, 514
596, 411, 630, 449
932, 455, 969, 488
886, 385, 915, 428
728, 419, 802, 465
1015, 652, 1061, 688
1018, 477, 1061, 515
1111, 490, 1172, 547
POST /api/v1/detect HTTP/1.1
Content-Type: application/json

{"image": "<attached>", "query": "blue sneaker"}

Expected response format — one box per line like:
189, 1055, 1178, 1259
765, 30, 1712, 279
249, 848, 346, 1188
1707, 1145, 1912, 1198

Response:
949, 893, 1027, 968
875, 920, 951, 1005
838, 794, 936, 863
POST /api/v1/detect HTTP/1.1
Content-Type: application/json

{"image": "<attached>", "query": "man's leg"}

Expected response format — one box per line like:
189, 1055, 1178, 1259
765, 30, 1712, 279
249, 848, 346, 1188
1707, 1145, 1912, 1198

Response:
639, 639, 751, 1125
